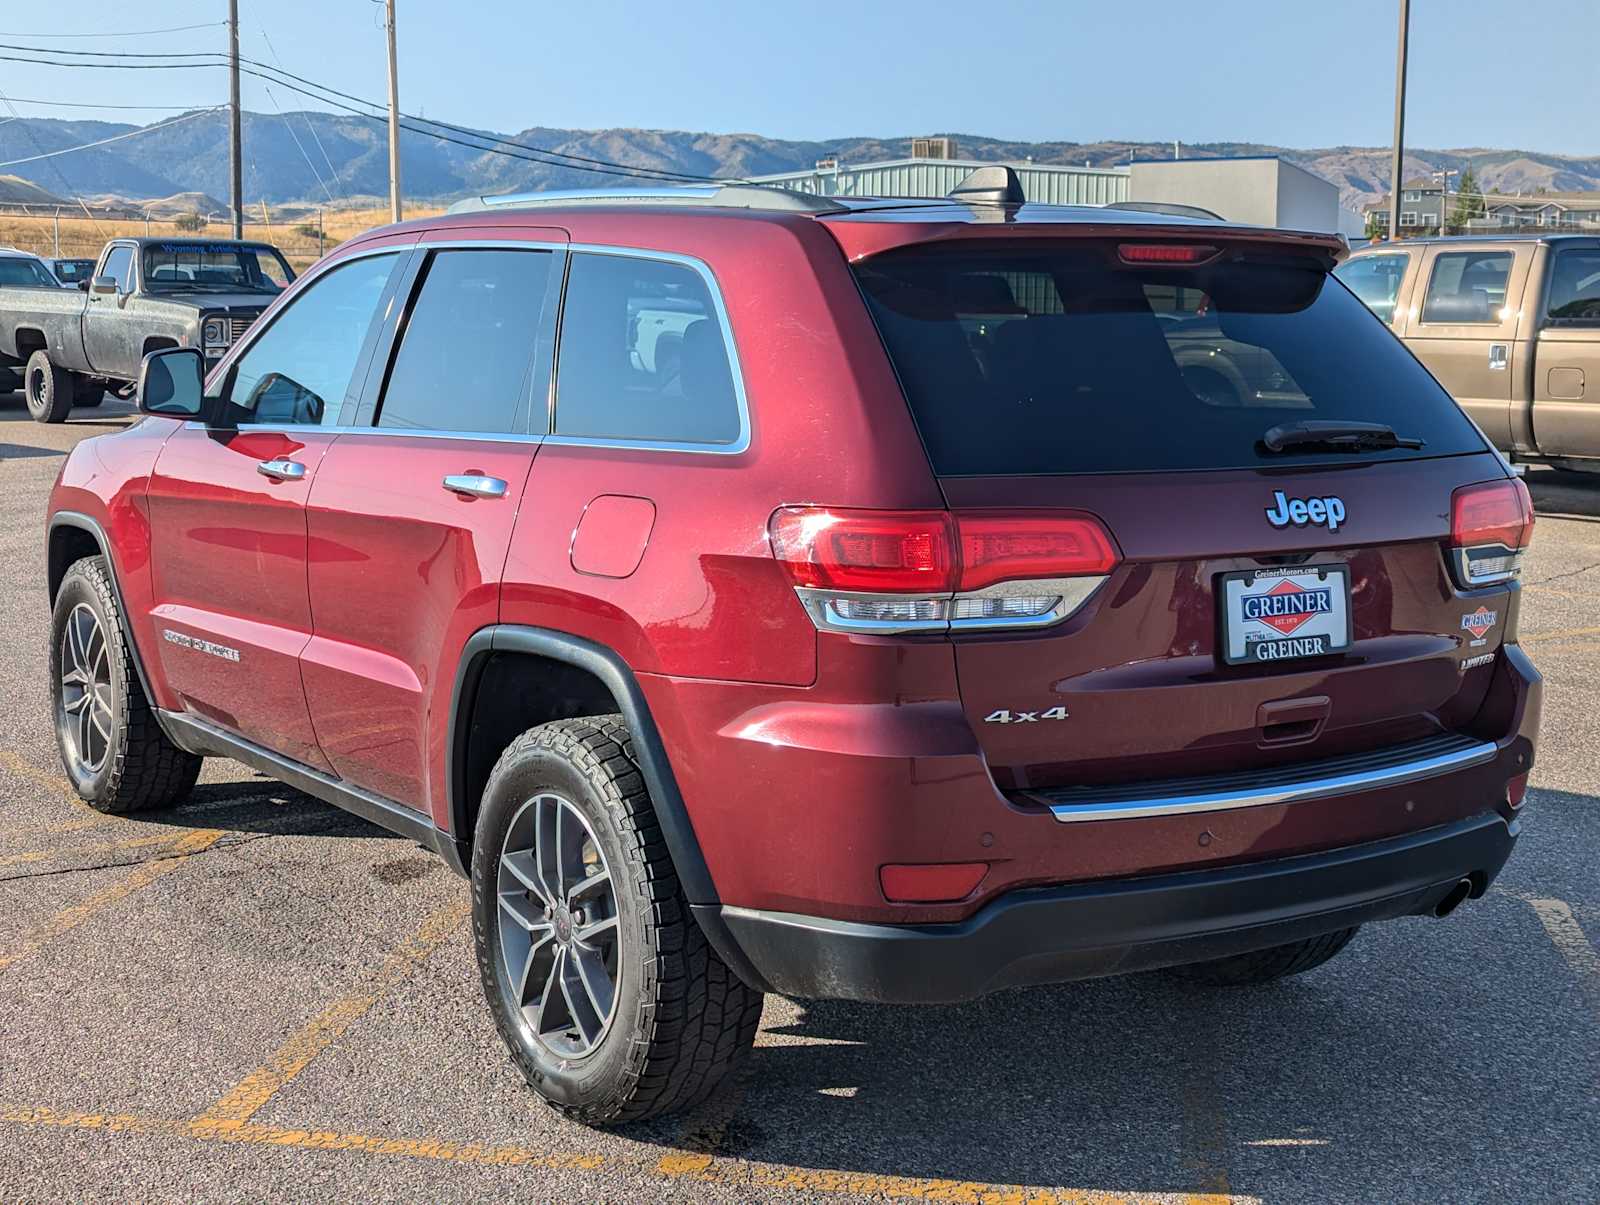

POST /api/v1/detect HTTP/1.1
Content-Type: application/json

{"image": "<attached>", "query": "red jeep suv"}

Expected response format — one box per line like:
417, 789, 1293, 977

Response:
44, 169, 1540, 1124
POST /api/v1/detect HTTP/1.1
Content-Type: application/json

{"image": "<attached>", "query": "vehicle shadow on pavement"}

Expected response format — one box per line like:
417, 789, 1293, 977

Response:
129, 777, 395, 842
0, 443, 63, 460
626, 900, 1594, 1198
1525, 467, 1600, 520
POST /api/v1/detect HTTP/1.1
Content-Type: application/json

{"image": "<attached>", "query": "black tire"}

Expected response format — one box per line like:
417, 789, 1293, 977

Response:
24, 349, 74, 424
472, 715, 762, 1125
1168, 927, 1359, 987
49, 556, 202, 813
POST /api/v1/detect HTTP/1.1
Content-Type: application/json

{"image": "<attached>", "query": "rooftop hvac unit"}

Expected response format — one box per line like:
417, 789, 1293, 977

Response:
912, 137, 957, 160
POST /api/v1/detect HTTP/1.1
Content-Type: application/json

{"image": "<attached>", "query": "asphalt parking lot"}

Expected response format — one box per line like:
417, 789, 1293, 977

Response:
1, 395, 1596, 1203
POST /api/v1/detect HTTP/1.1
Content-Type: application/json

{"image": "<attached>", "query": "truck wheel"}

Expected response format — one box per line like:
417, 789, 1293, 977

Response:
24, 350, 74, 424
1168, 927, 1358, 987
472, 715, 762, 1125
49, 556, 203, 812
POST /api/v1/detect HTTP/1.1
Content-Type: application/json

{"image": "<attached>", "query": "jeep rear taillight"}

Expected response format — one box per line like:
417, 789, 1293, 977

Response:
1449, 479, 1534, 588
769, 507, 1120, 634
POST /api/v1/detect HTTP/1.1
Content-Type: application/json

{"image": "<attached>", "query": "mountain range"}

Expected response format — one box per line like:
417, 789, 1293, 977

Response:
2, 109, 1597, 214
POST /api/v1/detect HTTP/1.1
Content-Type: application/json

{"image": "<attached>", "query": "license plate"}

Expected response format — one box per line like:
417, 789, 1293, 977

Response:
1219, 565, 1351, 665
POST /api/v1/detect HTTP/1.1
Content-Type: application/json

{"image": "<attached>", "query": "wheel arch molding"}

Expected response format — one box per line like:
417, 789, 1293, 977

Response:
447, 625, 719, 907
46, 510, 163, 721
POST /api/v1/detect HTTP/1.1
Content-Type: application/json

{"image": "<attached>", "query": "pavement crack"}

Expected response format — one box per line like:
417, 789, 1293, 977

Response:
0, 832, 273, 885
1526, 558, 1600, 587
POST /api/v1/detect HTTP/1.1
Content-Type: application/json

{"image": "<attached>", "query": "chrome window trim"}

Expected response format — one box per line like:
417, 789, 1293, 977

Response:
203, 237, 752, 455
182, 420, 541, 445
1045, 739, 1498, 824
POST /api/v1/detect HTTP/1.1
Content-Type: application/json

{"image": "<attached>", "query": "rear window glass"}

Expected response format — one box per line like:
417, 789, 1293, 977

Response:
1547, 248, 1600, 326
1420, 251, 1513, 324
853, 246, 1486, 476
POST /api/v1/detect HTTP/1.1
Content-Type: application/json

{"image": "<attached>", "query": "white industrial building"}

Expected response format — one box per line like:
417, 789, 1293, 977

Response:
750, 147, 1361, 236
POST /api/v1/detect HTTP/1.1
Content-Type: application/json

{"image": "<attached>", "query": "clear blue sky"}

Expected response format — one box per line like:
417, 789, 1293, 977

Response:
2, 0, 1596, 153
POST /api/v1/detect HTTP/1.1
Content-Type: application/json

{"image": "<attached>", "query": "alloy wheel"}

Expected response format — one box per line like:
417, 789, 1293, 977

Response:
497, 792, 621, 1059
59, 603, 113, 774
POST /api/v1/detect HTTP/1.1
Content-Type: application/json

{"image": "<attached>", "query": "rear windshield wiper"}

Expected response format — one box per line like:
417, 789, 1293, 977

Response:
1259, 421, 1425, 454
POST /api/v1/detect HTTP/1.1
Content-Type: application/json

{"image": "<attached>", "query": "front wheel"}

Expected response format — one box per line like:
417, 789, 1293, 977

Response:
49, 556, 203, 812
472, 715, 761, 1125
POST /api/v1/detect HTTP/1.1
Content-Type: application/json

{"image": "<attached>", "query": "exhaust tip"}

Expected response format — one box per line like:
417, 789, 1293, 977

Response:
1433, 878, 1475, 919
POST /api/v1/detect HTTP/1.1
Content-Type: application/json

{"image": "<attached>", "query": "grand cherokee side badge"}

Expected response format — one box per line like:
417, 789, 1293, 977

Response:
1265, 490, 1346, 533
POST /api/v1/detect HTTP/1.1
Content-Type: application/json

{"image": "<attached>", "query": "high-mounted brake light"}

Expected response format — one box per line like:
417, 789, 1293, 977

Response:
1449, 479, 1534, 588
769, 507, 1121, 634
1117, 243, 1219, 265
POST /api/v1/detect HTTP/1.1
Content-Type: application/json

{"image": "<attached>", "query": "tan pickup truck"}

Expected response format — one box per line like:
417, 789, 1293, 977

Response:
1336, 234, 1600, 471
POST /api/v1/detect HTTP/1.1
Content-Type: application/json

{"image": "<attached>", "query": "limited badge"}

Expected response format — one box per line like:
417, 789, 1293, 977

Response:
1460, 606, 1498, 647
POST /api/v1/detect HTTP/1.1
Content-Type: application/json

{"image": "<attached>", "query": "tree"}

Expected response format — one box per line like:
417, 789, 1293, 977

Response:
173, 211, 207, 233
1449, 168, 1486, 232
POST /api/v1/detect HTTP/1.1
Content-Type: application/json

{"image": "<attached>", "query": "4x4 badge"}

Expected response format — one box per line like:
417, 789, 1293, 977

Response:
1264, 490, 1346, 533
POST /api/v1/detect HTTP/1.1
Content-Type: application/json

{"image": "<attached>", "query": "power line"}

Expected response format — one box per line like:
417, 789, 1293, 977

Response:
0, 106, 222, 170
0, 23, 224, 39
0, 96, 218, 110
0, 42, 725, 184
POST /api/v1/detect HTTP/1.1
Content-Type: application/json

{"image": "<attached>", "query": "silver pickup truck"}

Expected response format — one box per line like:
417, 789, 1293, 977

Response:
0, 237, 293, 422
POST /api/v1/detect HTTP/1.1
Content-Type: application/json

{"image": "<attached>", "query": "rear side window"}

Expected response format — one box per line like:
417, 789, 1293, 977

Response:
378, 249, 553, 435
1547, 248, 1600, 326
854, 245, 1487, 476
1421, 251, 1513, 324
553, 252, 741, 446
1333, 253, 1410, 322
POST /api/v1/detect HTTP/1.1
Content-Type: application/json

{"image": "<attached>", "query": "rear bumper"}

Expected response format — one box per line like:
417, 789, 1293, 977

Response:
701, 811, 1517, 1003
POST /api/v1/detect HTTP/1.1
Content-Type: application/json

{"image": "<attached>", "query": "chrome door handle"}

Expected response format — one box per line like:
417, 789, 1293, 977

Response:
1488, 344, 1509, 370
257, 458, 307, 481
442, 473, 508, 499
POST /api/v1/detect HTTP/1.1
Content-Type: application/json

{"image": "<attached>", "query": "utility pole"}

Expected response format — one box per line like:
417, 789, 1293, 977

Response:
1387, 0, 1410, 244
229, 0, 243, 239
385, 0, 402, 223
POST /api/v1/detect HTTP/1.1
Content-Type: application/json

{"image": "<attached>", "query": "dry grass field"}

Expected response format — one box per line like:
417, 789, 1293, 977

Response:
0, 205, 448, 272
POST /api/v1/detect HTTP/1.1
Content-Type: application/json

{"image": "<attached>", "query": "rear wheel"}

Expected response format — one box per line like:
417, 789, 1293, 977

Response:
1168, 927, 1358, 987
49, 556, 203, 812
23, 349, 73, 424
471, 715, 762, 1125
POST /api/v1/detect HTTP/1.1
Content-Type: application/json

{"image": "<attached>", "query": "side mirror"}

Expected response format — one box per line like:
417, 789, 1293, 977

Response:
138, 347, 209, 419
91, 275, 119, 296
76, 279, 91, 293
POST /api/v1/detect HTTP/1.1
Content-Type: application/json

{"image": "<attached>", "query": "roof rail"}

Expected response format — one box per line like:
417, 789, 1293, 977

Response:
446, 184, 847, 216
1102, 200, 1224, 221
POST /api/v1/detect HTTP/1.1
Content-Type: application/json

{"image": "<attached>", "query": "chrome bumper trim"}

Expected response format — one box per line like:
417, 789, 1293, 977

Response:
1044, 738, 1499, 823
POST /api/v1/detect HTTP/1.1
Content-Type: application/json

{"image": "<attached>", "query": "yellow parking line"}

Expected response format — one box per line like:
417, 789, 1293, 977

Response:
0, 830, 182, 869
1, 1101, 1237, 1202
1522, 897, 1600, 1019
0, 750, 102, 823
0, 829, 223, 972
193, 899, 472, 1127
